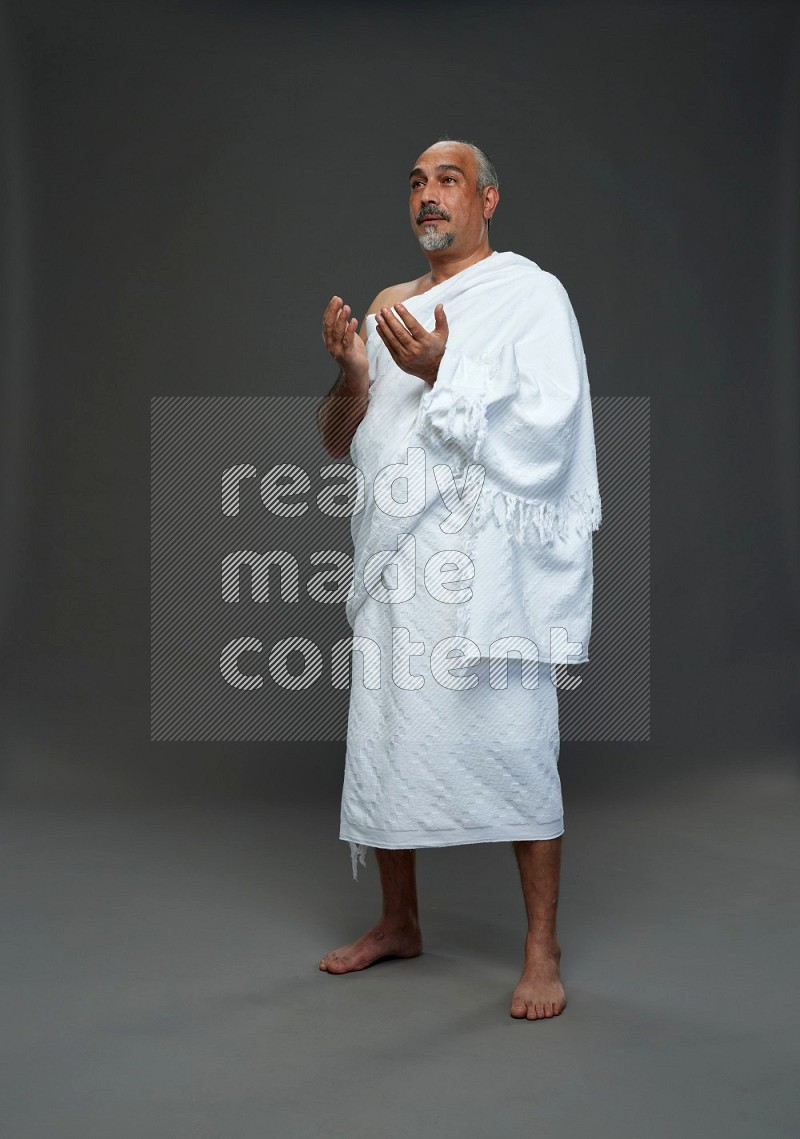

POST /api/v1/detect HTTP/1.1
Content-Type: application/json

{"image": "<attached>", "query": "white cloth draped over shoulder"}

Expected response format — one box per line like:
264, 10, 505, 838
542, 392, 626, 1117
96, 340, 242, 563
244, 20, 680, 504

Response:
344, 249, 602, 666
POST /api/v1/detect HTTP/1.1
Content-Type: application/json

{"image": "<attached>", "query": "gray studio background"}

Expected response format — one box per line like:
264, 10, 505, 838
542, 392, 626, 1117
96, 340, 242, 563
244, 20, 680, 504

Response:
1, 2, 798, 1138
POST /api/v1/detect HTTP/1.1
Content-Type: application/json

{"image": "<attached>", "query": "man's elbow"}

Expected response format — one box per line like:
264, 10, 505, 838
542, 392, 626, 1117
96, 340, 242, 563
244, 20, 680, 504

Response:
320, 436, 350, 462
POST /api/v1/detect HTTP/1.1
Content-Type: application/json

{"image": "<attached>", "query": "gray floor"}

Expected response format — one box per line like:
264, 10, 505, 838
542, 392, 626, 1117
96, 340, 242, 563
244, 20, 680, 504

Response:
1, 745, 798, 1138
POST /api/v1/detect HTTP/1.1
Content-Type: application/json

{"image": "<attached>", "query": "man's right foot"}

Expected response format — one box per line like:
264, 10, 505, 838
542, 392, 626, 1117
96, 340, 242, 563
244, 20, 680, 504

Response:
319, 921, 422, 973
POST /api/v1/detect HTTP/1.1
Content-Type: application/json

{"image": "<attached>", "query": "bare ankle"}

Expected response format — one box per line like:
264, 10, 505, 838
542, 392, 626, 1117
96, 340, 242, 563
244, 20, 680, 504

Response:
525, 932, 561, 957
380, 910, 420, 932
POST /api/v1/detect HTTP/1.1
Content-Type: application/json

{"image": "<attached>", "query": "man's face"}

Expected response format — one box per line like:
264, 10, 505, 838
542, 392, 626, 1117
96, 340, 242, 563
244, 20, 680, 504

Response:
408, 144, 487, 253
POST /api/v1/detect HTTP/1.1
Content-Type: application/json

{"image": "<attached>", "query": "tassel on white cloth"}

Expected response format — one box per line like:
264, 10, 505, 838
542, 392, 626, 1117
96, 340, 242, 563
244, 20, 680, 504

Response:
349, 841, 368, 881
487, 484, 603, 546
440, 386, 490, 462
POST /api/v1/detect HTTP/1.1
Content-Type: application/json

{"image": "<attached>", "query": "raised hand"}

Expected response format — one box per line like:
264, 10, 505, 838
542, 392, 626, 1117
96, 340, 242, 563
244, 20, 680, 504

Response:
375, 302, 449, 387
322, 295, 368, 377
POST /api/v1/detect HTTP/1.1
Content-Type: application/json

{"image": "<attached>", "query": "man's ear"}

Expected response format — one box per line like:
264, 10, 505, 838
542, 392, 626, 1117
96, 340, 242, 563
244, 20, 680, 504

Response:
484, 185, 499, 224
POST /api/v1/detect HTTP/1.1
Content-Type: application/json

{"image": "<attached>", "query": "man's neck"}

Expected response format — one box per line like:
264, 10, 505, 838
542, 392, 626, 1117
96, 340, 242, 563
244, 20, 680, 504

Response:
422, 246, 494, 289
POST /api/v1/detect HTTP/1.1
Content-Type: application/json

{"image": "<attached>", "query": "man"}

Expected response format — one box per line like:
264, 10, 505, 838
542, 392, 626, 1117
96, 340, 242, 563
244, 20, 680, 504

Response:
316, 139, 601, 1020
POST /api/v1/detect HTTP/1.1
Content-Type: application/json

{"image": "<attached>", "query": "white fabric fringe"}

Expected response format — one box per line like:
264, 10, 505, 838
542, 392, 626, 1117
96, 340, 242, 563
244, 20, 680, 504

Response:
349, 841, 368, 881
440, 387, 490, 462
487, 484, 603, 546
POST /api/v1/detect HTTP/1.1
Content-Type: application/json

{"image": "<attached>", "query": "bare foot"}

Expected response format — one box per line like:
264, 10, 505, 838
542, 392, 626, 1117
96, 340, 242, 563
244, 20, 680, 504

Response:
510, 938, 567, 1019
319, 920, 422, 974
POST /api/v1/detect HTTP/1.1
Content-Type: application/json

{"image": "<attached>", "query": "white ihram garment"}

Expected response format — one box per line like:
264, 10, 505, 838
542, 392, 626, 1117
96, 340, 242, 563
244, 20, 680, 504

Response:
339, 250, 602, 880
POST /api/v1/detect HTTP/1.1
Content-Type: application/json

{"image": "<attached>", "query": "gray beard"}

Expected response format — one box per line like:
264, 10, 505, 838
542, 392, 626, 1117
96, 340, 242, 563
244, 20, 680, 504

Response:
418, 227, 455, 251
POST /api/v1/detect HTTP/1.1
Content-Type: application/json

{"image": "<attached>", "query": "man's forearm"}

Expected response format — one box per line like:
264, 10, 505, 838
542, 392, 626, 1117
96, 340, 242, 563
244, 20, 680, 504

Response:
317, 364, 370, 460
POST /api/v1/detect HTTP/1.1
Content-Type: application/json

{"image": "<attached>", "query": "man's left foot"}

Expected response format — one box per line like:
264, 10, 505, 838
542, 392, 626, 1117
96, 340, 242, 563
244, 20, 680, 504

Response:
510, 939, 566, 1020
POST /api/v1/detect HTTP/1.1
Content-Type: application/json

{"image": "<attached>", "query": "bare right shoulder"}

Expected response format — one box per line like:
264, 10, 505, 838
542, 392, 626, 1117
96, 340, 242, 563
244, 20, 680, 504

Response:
357, 276, 426, 344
